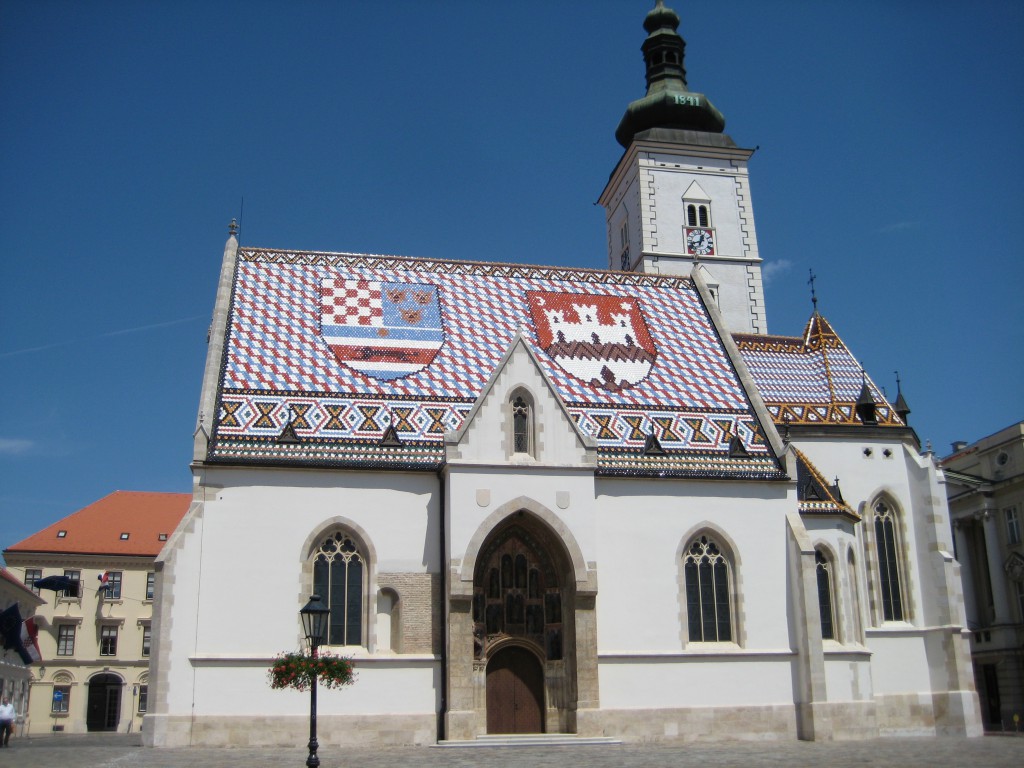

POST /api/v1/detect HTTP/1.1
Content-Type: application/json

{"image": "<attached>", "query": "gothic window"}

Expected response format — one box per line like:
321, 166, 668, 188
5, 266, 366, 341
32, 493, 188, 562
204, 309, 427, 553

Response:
511, 391, 534, 456
312, 531, 365, 646
815, 549, 836, 640
683, 534, 733, 643
873, 500, 906, 622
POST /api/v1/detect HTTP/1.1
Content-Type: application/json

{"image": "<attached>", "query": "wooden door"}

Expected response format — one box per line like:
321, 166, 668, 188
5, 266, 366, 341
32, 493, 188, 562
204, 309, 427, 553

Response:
486, 646, 544, 734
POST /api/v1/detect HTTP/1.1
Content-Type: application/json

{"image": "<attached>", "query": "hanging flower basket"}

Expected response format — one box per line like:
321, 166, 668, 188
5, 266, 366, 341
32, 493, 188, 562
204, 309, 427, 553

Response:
268, 651, 356, 692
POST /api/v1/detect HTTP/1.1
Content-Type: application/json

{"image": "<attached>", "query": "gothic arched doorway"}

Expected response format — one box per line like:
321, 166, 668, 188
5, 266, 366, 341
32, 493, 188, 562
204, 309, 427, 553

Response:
86, 673, 122, 731
473, 517, 570, 734
486, 645, 544, 733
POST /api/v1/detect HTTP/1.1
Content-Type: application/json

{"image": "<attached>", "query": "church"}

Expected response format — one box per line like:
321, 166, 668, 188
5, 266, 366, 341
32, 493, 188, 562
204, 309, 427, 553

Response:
145, 2, 981, 746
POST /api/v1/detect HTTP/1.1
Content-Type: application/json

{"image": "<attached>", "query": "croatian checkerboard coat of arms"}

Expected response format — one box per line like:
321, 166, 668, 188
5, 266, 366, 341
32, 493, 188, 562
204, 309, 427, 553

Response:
526, 291, 657, 392
320, 279, 443, 381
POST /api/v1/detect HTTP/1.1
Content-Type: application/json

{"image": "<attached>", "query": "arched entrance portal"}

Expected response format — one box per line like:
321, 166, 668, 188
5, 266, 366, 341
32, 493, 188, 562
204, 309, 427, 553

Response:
473, 518, 569, 734
86, 673, 122, 732
486, 646, 544, 733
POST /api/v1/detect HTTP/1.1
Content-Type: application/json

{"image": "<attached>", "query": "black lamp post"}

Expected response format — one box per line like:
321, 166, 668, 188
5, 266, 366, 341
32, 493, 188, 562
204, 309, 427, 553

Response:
299, 594, 330, 768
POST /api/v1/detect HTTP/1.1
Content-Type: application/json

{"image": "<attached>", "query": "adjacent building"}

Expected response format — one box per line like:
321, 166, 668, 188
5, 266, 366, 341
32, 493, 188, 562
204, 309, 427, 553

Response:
3, 491, 190, 734
942, 421, 1024, 730
0, 567, 45, 736
145, 2, 981, 747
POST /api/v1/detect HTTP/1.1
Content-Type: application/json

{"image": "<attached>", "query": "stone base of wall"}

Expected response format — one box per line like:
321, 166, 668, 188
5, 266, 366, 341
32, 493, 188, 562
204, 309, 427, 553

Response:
801, 700, 878, 741
875, 693, 939, 737
932, 690, 984, 736
143, 713, 437, 748
578, 704, 798, 743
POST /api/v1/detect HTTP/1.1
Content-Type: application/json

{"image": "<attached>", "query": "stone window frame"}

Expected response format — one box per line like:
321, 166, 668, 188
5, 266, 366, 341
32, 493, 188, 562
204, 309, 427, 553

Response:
507, 387, 537, 459
299, 518, 378, 652
99, 624, 118, 656
814, 545, 839, 642
56, 624, 76, 656
677, 525, 744, 648
863, 494, 914, 625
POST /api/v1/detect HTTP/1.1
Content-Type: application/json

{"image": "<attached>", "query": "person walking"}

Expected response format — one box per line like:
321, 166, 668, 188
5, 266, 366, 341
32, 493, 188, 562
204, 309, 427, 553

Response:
0, 696, 15, 746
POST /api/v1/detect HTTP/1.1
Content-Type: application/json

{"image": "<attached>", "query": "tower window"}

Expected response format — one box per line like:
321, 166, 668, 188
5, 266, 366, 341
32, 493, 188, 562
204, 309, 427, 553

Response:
512, 394, 533, 455
686, 204, 710, 228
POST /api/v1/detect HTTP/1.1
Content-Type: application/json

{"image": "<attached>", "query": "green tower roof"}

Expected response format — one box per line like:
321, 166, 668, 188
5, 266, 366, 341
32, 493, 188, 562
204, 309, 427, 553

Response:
615, 1, 726, 148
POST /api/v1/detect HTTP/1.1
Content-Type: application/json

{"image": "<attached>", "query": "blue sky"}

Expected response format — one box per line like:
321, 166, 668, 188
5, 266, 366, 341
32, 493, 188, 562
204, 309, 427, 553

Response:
2, 1, 1022, 553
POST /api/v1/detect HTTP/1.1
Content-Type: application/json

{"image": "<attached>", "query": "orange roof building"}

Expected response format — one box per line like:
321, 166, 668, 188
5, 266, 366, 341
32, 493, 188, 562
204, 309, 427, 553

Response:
3, 491, 190, 735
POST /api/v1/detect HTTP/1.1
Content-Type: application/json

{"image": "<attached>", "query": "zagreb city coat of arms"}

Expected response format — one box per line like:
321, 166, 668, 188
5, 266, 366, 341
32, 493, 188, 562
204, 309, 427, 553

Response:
320, 278, 444, 381
526, 291, 657, 392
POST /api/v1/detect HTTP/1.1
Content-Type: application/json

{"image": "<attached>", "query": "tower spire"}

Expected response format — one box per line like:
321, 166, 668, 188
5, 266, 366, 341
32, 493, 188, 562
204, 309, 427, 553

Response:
615, 1, 726, 147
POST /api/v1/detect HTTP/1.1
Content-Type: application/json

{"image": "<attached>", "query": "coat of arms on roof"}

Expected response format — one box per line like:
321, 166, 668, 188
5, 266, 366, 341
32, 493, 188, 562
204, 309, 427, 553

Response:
526, 291, 657, 393
320, 279, 444, 381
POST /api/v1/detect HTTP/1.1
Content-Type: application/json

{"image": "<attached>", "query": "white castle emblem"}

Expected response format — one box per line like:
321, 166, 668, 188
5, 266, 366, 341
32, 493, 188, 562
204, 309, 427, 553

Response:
527, 292, 657, 392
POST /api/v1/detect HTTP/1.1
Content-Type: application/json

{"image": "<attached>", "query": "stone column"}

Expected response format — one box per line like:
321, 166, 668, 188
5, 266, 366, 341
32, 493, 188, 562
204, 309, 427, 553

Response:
980, 511, 1012, 625
953, 519, 978, 628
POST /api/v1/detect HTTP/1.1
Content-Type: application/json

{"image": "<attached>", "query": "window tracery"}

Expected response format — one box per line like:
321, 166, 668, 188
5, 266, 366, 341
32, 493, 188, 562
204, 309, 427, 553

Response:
683, 534, 733, 642
873, 500, 906, 622
312, 531, 365, 646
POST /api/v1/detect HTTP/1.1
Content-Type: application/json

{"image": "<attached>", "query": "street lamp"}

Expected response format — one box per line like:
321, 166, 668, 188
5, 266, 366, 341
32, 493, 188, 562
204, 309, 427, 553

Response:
299, 594, 330, 768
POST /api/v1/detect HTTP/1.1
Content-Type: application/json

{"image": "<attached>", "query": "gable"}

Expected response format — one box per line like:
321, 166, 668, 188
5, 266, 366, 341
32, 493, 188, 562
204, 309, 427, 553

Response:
208, 250, 783, 479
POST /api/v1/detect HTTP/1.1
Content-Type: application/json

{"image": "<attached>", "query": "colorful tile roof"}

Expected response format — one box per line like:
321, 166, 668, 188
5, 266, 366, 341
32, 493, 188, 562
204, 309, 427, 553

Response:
734, 314, 903, 428
209, 250, 784, 479
793, 449, 858, 520
4, 491, 191, 557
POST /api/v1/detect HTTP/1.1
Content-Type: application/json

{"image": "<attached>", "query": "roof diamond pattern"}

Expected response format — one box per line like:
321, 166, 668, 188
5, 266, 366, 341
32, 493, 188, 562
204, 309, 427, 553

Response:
211, 250, 780, 476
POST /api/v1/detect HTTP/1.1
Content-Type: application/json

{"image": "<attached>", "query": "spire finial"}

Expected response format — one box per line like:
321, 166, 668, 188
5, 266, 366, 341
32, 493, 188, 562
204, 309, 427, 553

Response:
228, 218, 239, 237
892, 369, 911, 423
807, 269, 818, 311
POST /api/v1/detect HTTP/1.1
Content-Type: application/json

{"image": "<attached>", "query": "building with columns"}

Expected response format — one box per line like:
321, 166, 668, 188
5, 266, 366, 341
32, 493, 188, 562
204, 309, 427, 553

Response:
145, 2, 980, 747
943, 422, 1024, 731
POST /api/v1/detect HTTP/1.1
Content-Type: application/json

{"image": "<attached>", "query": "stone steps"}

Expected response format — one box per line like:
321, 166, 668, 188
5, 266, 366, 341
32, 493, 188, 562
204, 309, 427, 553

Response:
435, 733, 622, 748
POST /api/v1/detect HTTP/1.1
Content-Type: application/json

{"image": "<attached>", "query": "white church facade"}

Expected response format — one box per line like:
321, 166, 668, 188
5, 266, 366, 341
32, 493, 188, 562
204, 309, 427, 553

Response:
145, 2, 981, 747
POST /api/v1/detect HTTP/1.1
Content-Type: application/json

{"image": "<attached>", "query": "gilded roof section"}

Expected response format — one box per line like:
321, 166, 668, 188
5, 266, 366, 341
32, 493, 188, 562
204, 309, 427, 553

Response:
210, 249, 783, 479
734, 313, 903, 427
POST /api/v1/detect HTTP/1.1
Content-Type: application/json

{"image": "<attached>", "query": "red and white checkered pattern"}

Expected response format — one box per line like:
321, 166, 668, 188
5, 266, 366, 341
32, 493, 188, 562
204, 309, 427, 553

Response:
321, 279, 383, 326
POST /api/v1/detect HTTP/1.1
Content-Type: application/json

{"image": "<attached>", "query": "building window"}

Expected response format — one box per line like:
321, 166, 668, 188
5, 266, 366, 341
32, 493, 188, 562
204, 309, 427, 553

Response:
146, 572, 156, 601
312, 532, 365, 646
873, 500, 906, 622
103, 572, 122, 599
815, 549, 836, 640
57, 625, 76, 656
100, 625, 118, 656
683, 534, 733, 642
141, 625, 151, 657
51, 685, 71, 714
511, 392, 534, 455
686, 203, 710, 228
62, 569, 81, 598
24, 568, 42, 596
1006, 507, 1021, 546
137, 684, 148, 713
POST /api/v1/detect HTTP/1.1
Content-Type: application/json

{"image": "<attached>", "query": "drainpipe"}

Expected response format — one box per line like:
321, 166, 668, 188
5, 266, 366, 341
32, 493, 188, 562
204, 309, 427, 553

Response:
437, 467, 447, 742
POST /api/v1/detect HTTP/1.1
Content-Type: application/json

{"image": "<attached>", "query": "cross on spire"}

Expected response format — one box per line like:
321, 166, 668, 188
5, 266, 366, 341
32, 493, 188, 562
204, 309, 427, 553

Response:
807, 269, 818, 311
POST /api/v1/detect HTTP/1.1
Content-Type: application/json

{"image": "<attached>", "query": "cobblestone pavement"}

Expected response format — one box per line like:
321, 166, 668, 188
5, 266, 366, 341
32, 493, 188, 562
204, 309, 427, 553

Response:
3, 733, 1023, 768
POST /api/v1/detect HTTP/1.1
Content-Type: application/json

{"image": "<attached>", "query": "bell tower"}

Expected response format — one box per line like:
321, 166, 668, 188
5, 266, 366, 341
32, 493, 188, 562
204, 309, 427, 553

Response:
598, 0, 767, 334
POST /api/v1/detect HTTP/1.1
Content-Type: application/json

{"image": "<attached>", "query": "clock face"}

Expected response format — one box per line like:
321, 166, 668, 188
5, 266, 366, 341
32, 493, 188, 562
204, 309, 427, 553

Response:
686, 228, 714, 256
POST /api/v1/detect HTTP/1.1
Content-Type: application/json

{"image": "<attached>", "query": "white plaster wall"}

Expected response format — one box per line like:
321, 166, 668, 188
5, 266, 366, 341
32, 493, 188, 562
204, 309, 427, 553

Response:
598, 657, 794, 708
447, 467, 597, 566
868, 633, 932, 694
823, 656, 872, 701
191, 662, 438, 716
595, 478, 794, 652
162, 467, 440, 721
647, 163, 747, 257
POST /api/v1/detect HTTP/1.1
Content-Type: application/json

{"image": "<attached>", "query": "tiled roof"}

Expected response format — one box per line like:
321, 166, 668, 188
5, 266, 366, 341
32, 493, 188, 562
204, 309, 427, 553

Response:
210, 250, 784, 480
793, 449, 858, 520
3, 491, 191, 557
734, 313, 903, 427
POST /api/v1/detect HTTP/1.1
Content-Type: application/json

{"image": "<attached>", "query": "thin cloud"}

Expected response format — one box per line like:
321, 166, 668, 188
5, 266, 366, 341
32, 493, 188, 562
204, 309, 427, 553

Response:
0, 315, 207, 359
762, 259, 792, 286
0, 438, 34, 456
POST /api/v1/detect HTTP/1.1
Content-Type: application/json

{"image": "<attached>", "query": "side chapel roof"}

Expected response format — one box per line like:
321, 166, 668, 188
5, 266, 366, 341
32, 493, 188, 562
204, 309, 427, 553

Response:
4, 491, 191, 558
208, 249, 784, 480
733, 313, 904, 428
793, 449, 858, 521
